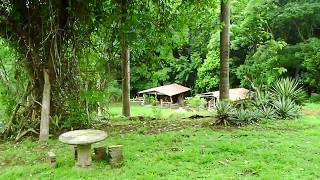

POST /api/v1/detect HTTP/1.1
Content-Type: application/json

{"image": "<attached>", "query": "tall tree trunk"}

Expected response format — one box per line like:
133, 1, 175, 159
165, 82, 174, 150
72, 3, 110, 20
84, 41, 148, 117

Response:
120, 1, 130, 117
219, 0, 231, 100
39, 69, 51, 141
122, 44, 130, 117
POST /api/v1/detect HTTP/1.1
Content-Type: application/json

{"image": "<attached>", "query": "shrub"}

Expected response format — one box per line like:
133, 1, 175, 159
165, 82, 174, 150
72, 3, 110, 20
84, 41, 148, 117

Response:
106, 80, 122, 102
253, 90, 272, 107
258, 106, 276, 119
273, 97, 301, 119
271, 78, 306, 105
231, 109, 261, 125
215, 100, 235, 126
146, 96, 157, 106
212, 78, 305, 126
63, 102, 89, 129
186, 95, 207, 110
152, 107, 162, 119
309, 94, 320, 103
232, 99, 255, 109
230, 109, 250, 125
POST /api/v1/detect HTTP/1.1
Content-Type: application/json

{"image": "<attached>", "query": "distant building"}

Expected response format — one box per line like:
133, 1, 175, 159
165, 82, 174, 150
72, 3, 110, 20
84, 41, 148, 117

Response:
200, 88, 253, 108
138, 83, 191, 106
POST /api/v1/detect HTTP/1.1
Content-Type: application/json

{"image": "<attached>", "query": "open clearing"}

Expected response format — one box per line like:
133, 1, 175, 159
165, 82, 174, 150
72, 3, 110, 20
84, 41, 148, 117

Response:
0, 104, 320, 179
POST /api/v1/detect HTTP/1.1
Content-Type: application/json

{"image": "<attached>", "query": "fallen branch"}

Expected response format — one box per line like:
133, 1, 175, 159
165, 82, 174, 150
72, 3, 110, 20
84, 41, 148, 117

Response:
2, 83, 32, 139
183, 114, 212, 119
3, 103, 21, 139
15, 128, 39, 142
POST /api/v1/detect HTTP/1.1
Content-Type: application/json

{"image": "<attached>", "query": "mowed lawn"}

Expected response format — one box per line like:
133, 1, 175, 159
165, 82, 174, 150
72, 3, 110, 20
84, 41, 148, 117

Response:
108, 103, 178, 118
108, 103, 211, 121
0, 104, 320, 179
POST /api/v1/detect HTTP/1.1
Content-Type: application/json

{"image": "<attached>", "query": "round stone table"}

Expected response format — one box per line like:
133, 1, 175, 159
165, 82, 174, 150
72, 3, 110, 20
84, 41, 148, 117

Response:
59, 129, 107, 168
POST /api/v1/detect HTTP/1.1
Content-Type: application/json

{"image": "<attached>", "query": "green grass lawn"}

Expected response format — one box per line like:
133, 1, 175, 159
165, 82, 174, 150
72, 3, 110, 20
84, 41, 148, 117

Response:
108, 103, 212, 121
1, 104, 320, 179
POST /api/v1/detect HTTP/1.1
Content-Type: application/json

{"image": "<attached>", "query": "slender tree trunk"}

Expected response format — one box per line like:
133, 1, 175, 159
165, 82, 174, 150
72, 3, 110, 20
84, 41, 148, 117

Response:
120, 1, 130, 117
97, 79, 102, 117
122, 45, 130, 117
39, 69, 51, 141
85, 81, 90, 121
219, 0, 230, 100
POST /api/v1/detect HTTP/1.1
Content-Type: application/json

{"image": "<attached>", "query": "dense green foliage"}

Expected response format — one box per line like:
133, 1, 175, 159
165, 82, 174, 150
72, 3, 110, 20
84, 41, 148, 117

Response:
0, 0, 319, 138
235, 0, 320, 92
186, 95, 207, 110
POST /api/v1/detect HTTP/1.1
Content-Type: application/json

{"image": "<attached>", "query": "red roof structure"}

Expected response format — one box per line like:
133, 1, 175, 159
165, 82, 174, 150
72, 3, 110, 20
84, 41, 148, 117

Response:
138, 83, 190, 97
200, 88, 252, 101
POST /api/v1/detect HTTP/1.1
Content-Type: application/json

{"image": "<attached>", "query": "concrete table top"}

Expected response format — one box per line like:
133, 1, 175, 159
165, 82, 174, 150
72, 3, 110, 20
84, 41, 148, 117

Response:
59, 129, 107, 145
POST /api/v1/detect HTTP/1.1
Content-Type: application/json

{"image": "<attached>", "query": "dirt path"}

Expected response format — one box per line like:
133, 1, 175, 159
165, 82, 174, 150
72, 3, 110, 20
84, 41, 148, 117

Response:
303, 108, 320, 116
105, 118, 213, 135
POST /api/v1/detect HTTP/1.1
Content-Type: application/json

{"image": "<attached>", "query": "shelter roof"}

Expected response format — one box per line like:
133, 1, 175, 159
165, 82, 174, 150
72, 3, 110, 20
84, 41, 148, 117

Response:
138, 83, 190, 97
200, 88, 252, 101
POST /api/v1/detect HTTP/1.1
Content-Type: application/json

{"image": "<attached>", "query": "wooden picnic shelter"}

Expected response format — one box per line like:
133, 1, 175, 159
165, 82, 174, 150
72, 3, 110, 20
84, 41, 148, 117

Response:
138, 83, 191, 106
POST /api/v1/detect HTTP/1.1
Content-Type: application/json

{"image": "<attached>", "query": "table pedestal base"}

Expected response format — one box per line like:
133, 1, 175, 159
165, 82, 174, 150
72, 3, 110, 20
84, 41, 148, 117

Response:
76, 144, 92, 168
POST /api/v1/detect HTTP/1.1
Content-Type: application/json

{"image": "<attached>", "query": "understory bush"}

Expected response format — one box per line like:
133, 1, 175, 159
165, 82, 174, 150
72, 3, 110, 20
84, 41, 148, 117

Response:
152, 107, 162, 119
146, 96, 157, 106
309, 94, 320, 103
186, 95, 207, 110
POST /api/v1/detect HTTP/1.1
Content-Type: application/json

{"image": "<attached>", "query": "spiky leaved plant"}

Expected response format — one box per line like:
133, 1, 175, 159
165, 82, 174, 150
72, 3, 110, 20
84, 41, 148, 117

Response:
273, 97, 301, 119
271, 78, 306, 105
231, 109, 262, 125
259, 106, 276, 119
253, 90, 272, 107
230, 109, 249, 126
214, 100, 234, 126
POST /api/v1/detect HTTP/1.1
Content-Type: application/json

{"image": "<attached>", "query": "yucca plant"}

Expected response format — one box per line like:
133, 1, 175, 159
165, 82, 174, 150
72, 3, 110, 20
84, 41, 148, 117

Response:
273, 97, 301, 119
259, 105, 276, 119
230, 109, 247, 125
271, 78, 306, 105
253, 90, 272, 107
247, 109, 262, 122
231, 109, 262, 125
214, 100, 234, 126
230, 109, 248, 125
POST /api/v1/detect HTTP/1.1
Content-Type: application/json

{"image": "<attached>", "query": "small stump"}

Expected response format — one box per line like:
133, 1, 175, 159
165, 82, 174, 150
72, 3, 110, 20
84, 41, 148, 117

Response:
94, 146, 107, 160
108, 145, 123, 168
48, 151, 56, 168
